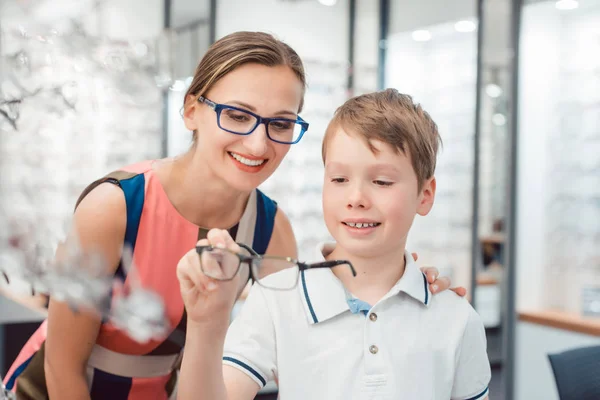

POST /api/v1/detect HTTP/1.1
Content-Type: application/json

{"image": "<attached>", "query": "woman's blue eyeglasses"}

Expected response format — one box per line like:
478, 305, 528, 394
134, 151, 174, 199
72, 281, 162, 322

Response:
198, 96, 309, 145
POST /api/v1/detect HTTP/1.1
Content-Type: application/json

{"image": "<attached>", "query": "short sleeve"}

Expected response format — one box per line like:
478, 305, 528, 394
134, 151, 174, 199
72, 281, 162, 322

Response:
223, 283, 276, 389
451, 306, 492, 400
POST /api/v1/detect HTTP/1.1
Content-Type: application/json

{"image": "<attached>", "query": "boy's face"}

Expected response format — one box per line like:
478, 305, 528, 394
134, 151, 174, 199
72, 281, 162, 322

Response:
322, 129, 435, 259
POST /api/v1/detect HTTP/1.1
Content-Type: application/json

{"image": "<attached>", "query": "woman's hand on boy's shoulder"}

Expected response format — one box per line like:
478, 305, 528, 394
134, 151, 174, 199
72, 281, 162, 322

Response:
412, 252, 467, 297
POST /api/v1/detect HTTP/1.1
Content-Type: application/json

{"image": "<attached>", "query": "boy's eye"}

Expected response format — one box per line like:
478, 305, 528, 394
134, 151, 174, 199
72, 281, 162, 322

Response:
331, 177, 347, 183
374, 180, 393, 187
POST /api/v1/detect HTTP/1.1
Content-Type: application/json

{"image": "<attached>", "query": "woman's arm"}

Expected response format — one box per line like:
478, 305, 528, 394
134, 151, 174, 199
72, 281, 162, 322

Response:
44, 183, 126, 399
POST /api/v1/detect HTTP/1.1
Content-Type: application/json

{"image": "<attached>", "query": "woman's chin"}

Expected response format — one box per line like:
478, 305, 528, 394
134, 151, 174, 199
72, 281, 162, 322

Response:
224, 171, 272, 192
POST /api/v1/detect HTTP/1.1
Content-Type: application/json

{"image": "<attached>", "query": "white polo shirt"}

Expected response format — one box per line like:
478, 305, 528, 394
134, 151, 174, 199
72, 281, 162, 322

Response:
223, 243, 491, 400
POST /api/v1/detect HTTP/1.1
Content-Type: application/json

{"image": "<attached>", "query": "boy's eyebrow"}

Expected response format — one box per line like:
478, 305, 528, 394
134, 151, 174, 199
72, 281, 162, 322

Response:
325, 161, 347, 170
325, 162, 401, 174
369, 163, 402, 174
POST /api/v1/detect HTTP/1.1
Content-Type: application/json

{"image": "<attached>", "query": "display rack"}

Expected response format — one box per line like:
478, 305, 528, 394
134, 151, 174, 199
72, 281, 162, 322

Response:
0, 14, 163, 296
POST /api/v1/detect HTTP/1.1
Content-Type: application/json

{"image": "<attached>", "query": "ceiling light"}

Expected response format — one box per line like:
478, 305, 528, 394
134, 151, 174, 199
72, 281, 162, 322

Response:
492, 113, 507, 126
318, 0, 337, 6
411, 30, 432, 42
485, 83, 503, 98
555, 0, 578, 10
455, 20, 477, 33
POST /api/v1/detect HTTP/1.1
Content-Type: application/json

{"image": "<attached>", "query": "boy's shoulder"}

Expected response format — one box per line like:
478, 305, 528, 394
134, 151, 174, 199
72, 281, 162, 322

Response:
426, 289, 484, 334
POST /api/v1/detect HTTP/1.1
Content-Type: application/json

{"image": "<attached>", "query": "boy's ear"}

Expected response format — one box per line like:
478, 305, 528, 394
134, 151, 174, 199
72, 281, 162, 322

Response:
417, 177, 436, 216
183, 95, 199, 131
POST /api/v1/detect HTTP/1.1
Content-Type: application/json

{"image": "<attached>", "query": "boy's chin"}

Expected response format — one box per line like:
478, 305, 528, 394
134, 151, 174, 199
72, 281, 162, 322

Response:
333, 238, 384, 259
334, 235, 407, 260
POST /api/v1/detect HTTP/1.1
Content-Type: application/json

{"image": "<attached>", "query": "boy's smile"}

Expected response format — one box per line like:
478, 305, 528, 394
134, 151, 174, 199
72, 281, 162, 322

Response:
341, 218, 381, 236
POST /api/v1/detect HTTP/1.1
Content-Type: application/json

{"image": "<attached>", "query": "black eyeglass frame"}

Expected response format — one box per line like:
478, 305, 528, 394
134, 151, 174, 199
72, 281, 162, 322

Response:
195, 243, 356, 286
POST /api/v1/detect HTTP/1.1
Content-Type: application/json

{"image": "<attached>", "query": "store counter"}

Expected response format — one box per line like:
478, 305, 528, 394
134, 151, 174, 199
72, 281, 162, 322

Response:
515, 309, 600, 400
518, 309, 600, 337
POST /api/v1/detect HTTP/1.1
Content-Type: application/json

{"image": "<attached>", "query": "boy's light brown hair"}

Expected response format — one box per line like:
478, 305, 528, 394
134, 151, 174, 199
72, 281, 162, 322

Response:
322, 88, 442, 191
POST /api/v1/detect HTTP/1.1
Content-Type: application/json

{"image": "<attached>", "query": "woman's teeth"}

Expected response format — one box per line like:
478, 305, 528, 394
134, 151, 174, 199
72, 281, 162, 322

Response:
229, 152, 266, 166
343, 222, 380, 228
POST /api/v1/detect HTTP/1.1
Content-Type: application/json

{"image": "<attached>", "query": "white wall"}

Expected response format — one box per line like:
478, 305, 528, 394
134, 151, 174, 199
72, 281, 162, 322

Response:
516, 322, 600, 400
167, 86, 194, 156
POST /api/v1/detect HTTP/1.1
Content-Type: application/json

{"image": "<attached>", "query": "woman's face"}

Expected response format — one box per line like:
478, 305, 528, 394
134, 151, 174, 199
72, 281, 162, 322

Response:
184, 63, 304, 192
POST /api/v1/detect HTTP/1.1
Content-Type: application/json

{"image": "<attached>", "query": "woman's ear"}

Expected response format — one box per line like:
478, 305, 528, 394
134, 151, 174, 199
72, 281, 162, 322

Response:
183, 94, 198, 131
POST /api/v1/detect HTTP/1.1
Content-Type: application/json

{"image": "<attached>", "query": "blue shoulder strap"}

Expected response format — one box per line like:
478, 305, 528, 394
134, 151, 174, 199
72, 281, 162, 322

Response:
113, 174, 145, 280
252, 189, 278, 255
74, 172, 145, 281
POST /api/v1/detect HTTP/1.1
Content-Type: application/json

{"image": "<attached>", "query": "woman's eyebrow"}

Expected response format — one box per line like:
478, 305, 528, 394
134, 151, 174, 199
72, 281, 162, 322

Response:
226, 100, 296, 118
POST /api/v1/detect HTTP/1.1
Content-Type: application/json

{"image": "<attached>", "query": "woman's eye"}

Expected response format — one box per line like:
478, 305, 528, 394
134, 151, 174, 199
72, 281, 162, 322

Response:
224, 110, 251, 122
231, 114, 249, 122
270, 121, 293, 130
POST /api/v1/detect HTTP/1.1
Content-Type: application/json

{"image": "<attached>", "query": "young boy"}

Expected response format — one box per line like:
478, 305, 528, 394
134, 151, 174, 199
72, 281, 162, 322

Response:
176, 89, 491, 400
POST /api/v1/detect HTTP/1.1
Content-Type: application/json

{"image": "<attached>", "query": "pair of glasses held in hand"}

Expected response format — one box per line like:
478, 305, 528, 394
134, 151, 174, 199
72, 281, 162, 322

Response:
195, 243, 356, 290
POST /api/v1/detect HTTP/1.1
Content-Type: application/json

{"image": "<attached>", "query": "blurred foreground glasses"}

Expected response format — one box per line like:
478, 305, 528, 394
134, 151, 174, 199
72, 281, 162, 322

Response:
0, 234, 169, 344
195, 243, 356, 290
1, 380, 15, 400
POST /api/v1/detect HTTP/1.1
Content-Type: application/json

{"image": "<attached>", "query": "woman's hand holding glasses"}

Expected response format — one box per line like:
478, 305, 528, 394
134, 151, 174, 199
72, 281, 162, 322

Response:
177, 229, 247, 327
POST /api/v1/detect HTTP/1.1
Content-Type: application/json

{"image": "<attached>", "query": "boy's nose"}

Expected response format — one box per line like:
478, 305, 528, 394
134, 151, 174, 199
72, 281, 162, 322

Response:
346, 186, 371, 210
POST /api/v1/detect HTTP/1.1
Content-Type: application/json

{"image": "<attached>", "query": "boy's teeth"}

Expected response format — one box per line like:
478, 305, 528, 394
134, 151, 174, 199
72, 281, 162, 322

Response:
229, 152, 266, 166
345, 222, 379, 228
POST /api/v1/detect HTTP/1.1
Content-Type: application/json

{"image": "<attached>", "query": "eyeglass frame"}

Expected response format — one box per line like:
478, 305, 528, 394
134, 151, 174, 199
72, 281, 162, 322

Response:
197, 96, 309, 145
195, 242, 356, 288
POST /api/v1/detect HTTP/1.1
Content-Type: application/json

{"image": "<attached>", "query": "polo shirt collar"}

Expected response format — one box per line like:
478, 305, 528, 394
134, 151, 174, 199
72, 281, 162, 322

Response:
299, 243, 431, 325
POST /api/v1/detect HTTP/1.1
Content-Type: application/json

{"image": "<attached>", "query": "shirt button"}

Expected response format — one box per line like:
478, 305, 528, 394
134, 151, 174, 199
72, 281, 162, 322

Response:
369, 313, 378, 322
369, 345, 379, 354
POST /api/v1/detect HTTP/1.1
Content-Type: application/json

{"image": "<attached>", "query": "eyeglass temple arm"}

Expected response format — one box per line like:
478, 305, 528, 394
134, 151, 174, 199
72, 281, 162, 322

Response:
236, 242, 260, 257
301, 260, 357, 277
197, 96, 217, 109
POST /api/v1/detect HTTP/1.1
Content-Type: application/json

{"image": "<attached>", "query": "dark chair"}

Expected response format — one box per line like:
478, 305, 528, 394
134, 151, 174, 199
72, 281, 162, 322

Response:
548, 345, 600, 400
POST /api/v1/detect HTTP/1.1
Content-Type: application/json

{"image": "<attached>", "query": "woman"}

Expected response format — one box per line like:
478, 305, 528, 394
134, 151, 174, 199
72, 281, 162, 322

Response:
4, 31, 460, 400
